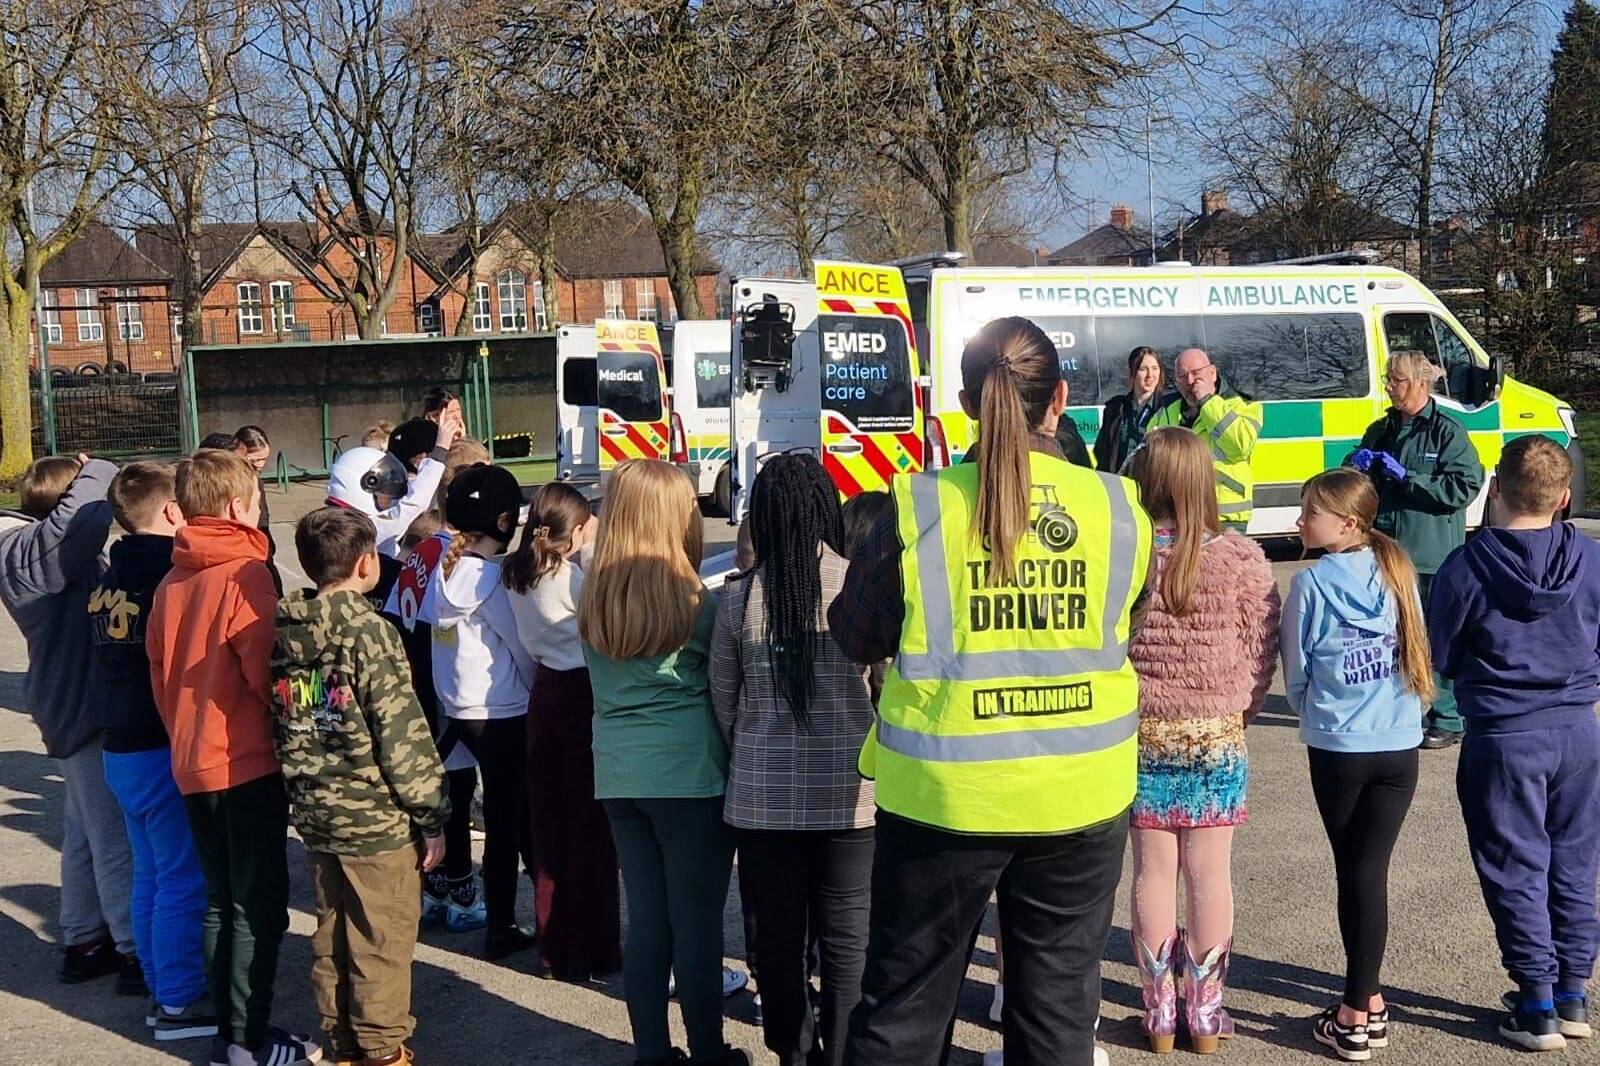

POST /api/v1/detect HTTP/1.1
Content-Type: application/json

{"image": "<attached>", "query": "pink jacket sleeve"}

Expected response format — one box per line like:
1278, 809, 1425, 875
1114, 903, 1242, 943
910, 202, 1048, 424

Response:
1239, 553, 1282, 722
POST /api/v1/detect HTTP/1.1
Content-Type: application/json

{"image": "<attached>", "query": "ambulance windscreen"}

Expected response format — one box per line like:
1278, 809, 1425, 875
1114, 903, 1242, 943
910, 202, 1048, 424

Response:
819, 315, 914, 432
597, 351, 662, 422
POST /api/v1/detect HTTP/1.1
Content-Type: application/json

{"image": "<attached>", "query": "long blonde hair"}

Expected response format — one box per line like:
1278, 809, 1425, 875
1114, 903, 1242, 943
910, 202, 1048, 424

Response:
1302, 468, 1435, 701
1125, 427, 1220, 616
578, 459, 705, 659
961, 317, 1063, 584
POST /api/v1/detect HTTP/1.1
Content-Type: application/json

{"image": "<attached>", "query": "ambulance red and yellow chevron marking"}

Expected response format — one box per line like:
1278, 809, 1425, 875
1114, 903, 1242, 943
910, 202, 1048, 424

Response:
595, 318, 669, 470
599, 410, 668, 463
822, 415, 922, 498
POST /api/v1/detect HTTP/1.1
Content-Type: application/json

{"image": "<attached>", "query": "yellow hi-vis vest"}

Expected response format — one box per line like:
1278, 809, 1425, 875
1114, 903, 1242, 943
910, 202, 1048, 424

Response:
1148, 394, 1262, 522
862, 451, 1152, 835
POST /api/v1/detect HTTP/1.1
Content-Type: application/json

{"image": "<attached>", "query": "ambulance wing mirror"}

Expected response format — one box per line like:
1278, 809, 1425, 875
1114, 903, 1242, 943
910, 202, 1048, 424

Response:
739, 299, 796, 393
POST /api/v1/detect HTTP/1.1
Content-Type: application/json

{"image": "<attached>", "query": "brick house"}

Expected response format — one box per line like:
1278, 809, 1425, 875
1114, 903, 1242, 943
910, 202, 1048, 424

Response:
34, 223, 178, 374
1046, 205, 1156, 267
1156, 189, 1419, 270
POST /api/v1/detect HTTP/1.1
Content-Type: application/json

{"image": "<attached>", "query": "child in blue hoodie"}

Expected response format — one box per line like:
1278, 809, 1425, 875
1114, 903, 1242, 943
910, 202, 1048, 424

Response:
1427, 435, 1600, 1052
1282, 468, 1432, 1062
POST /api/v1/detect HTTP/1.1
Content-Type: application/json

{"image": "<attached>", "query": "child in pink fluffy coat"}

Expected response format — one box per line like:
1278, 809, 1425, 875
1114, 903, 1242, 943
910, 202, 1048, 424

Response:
1125, 427, 1281, 1053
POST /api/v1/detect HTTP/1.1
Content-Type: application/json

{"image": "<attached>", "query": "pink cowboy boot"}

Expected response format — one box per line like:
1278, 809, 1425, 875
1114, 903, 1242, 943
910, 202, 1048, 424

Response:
1134, 932, 1179, 1053
1183, 935, 1234, 1054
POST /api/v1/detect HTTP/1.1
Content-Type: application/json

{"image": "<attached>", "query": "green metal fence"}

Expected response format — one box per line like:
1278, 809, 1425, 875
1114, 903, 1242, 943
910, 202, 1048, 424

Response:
185, 333, 558, 477
30, 369, 183, 459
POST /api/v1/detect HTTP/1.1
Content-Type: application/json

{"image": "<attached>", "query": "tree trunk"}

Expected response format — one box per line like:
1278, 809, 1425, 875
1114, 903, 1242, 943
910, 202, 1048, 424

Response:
943, 172, 975, 258
0, 283, 36, 478
181, 241, 205, 354
454, 262, 478, 336
659, 219, 703, 321
537, 222, 559, 327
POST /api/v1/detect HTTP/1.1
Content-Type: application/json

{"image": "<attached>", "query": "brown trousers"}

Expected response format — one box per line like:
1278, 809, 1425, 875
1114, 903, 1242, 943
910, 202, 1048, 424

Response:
308, 846, 422, 1058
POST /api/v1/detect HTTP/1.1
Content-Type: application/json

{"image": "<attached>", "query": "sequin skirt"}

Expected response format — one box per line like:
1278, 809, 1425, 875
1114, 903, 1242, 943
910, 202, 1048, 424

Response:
1131, 715, 1248, 829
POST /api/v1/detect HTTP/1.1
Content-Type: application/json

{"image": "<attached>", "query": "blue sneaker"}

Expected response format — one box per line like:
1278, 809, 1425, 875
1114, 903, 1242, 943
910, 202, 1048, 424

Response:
445, 873, 487, 933
420, 871, 449, 929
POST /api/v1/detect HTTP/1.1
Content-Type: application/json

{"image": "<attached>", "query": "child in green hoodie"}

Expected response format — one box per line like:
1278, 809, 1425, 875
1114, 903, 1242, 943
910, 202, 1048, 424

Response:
272, 506, 449, 1066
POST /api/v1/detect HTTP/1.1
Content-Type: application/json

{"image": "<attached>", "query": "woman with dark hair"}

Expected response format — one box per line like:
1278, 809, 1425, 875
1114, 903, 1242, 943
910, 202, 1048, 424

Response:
1093, 346, 1168, 473
231, 425, 282, 594
832, 316, 1153, 1066
710, 454, 875, 1066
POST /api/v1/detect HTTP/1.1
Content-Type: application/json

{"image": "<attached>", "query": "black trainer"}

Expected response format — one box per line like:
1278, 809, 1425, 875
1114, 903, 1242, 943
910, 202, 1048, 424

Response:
1499, 1005, 1566, 1052
153, 998, 220, 1042
1313, 1005, 1371, 1061
116, 952, 149, 996
484, 923, 537, 961
1365, 1007, 1389, 1048
59, 938, 120, 983
1418, 726, 1461, 749
1503, 992, 1590, 1041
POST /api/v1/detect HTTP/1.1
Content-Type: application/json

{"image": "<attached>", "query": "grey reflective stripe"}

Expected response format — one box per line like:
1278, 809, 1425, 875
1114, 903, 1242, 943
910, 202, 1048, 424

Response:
1214, 469, 1247, 496
896, 470, 1139, 683
1218, 500, 1253, 515
876, 708, 1139, 763
1210, 410, 1238, 442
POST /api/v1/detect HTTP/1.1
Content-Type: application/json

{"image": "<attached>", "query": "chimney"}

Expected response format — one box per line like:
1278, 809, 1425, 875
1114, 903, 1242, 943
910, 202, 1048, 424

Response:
1109, 203, 1134, 230
1201, 189, 1229, 216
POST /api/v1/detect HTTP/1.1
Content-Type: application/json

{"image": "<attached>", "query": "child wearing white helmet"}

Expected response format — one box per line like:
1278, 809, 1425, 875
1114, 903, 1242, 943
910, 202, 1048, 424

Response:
327, 407, 463, 557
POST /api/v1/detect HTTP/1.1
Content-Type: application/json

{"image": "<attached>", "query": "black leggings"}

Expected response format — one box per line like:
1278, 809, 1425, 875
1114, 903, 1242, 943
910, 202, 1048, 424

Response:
443, 765, 478, 881
456, 716, 537, 929
1307, 746, 1418, 1010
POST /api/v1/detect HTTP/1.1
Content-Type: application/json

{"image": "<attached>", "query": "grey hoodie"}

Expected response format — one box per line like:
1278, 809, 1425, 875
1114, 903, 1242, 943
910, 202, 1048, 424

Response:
0, 459, 117, 758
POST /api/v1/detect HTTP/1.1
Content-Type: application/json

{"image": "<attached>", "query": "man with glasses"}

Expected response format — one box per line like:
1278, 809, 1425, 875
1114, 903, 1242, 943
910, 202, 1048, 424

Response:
1347, 351, 1484, 749
1149, 348, 1263, 533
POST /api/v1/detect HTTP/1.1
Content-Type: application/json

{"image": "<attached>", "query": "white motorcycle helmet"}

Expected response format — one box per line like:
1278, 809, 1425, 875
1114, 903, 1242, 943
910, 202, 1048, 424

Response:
326, 447, 409, 516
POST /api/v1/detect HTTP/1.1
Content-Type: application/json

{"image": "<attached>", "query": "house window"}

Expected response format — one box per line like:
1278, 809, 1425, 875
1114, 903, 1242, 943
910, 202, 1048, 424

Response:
39, 296, 61, 345
76, 289, 103, 342
419, 302, 439, 334
531, 280, 548, 330
498, 269, 528, 331
637, 280, 657, 322
1496, 269, 1519, 292
472, 282, 491, 332
269, 281, 295, 332
1543, 212, 1580, 241
237, 283, 263, 334
114, 288, 144, 341
603, 279, 624, 319
1498, 220, 1514, 244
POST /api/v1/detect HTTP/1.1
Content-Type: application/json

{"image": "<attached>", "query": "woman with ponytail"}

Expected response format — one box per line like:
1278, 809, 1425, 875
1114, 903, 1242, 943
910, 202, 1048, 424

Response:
1123, 426, 1279, 1054
1282, 468, 1432, 1061
832, 317, 1153, 1066
709, 453, 874, 1066
422, 462, 537, 961
504, 484, 620, 981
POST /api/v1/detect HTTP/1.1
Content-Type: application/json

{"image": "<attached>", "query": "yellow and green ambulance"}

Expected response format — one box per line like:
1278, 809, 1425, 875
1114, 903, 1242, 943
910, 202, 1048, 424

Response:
898, 254, 1582, 534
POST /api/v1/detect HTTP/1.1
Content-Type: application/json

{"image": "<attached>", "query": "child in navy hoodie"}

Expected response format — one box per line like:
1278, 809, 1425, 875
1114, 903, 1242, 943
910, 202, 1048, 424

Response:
1428, 435, 1600, 1052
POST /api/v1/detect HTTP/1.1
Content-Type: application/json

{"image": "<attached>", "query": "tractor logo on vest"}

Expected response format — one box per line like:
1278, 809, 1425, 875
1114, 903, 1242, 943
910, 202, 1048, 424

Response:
1030, 484, 1077, 553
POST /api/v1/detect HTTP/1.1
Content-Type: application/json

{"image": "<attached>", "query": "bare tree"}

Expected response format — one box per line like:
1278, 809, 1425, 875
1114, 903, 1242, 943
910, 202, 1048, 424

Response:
111, 0, 253, 354
264, 0, 430, 339
0, 0, 121, 476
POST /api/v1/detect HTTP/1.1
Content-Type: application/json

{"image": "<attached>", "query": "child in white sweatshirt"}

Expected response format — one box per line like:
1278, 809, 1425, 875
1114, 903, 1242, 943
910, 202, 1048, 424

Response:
421, 463, 535, 961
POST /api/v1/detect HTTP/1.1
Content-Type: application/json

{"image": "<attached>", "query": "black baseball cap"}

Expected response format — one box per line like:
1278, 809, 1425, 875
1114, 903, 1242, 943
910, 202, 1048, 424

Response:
445, 463, 523, 541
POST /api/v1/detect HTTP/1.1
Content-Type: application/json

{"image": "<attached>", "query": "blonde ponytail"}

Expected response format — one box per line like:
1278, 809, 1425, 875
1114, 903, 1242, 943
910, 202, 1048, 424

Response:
440, 531, 470, 579
1368, 530, 1436, 702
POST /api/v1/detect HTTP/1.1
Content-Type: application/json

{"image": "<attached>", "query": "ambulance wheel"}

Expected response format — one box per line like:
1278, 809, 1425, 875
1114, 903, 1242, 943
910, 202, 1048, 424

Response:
713, 464, 732, 518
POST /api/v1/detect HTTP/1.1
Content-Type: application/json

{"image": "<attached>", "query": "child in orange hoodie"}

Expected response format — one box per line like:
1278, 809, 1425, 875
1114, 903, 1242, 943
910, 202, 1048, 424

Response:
146, 450, 320, 1066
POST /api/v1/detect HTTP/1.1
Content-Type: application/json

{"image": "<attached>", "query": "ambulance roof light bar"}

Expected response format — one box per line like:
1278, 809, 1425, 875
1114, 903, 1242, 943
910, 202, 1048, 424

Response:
1262, 249, 1382, 267
889, 251, 967, 271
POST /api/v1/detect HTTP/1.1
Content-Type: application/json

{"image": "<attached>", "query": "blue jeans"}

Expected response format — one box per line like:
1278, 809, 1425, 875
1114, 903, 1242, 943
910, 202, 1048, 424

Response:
103, 747, 208, 1008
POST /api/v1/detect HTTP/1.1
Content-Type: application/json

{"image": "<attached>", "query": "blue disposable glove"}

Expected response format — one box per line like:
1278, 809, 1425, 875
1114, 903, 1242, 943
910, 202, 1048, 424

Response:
1351, 448, 1376, 472
1377, 452, 1408, 481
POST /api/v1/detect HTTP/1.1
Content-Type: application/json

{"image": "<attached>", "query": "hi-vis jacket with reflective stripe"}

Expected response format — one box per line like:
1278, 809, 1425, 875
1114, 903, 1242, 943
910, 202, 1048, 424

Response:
1149, 393, 1263, 522
862, 451, 1152, 835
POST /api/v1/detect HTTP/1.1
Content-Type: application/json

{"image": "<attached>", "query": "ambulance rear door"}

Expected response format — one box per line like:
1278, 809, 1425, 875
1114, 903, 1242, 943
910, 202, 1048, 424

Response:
813, 260, 923, 495
730, 276, 822, 523
670, 319, 734, 505
555, 325, 599, 485
595, 318, 670, 476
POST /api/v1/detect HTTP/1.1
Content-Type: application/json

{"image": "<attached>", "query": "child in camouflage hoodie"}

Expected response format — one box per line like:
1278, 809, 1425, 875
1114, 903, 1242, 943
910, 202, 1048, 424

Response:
272, 507, 449, 1066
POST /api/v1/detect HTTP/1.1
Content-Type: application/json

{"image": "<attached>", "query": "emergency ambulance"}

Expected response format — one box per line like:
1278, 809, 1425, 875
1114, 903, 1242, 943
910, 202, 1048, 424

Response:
729, 260, 924, 520
667, 319, 735, 512
733, 251, 1582, 534
554, 319, 671, 491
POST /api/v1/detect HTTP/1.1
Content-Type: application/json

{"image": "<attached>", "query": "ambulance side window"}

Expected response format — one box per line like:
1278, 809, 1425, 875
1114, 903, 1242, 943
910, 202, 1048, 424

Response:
1092, 315, 1205, 400
1204, 312, 1366, 401
1027, 315, 1099, 406
562, 357, 597, 408
1429, 315, 1478, 403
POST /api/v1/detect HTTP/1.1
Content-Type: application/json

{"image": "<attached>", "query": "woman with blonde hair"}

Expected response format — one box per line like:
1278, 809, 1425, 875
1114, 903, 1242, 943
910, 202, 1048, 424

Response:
580, 459, 746, 1066
1123, 426, 1280, 1054
1283, 468, 1433, 1060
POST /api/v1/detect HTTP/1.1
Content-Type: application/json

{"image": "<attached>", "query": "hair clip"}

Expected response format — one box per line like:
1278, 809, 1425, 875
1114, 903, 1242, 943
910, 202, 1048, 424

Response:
532, 525, 551, 540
